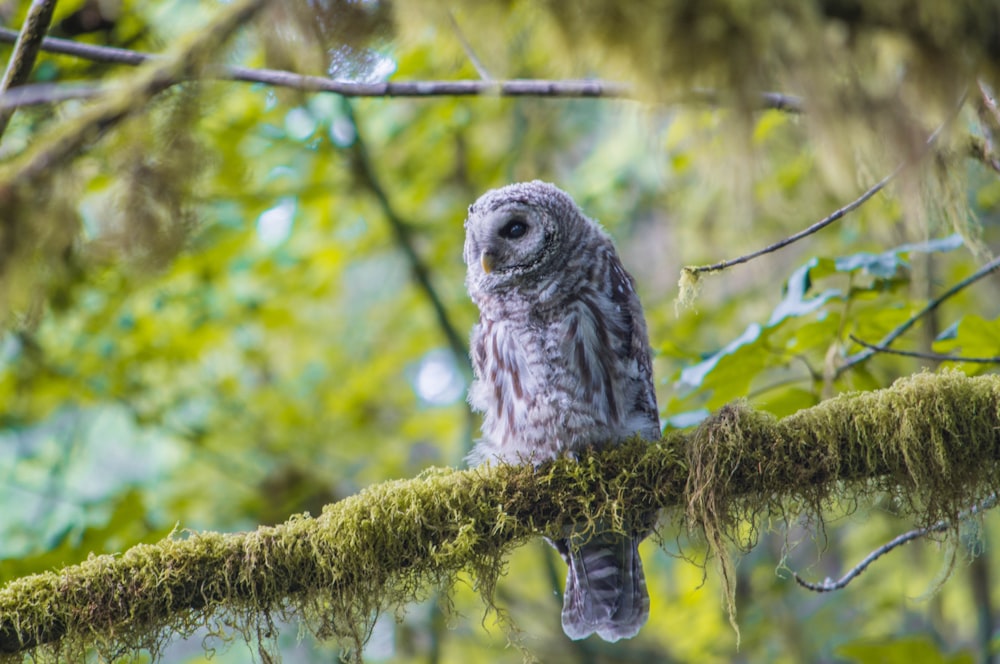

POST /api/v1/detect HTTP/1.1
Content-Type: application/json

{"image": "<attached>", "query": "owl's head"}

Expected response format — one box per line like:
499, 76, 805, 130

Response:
464, 181, 591, 295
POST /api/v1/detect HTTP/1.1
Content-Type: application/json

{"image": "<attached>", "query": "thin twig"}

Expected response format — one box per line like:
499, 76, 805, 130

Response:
849, 334, 1000, 364
0, 81, 101, 109
793, 494, 998, 592
447, 11, 492, 81
838, 254, 1000, 375
687, 87, 803, 113
341, 100, 470, 370
0, 0, 60, 138
0, 26, 150, 65
0, 27, 807, 109
684, 170, 895, 276
684, 100, 962, 277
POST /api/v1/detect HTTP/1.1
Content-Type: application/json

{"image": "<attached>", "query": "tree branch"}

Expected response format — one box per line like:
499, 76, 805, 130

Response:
0, 0, 59, 138
684, 169, 894, 277
341, 100, 470, 370
0, 27, 807, 109
2, 371, 1000, 659
849, 334, 1000, 365
447, 11, 493, 82
792, 494, 998, 592
683, 100, 961, 277
838, 254, 1000, 375
0, 81, 101, 109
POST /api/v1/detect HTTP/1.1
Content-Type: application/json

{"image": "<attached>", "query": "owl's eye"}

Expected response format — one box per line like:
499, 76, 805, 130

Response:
499, 218, 528, 239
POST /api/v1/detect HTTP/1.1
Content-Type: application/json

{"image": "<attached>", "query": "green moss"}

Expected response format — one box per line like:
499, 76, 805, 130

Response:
676, 267, 702, 311
2, 372, 999, 660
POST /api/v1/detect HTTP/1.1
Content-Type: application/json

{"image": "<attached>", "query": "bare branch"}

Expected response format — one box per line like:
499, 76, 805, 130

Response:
0, 26, 149, 65
683, 169, 895, 277
793, 526, 939, 592
447, 11, 493, 81
341, 100, 470, 371
838, 254, 1000, 375
0, 81, 101, 109
0, 27, 806, 109
793, 494, 997, 592
683, 99, 963, 277
849, 334, 1000, 365
686, 87, 803, 113
0, 0, 60, 138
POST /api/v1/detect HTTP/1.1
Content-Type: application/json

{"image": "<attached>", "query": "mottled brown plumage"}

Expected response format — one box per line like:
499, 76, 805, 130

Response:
463, 181, 660, 642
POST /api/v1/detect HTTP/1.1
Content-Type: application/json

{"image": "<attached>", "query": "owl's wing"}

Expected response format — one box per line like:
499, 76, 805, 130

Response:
606, 251, 661, 440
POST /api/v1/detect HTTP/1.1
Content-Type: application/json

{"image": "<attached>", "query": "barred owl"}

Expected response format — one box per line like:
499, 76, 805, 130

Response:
463, 181, 660, 642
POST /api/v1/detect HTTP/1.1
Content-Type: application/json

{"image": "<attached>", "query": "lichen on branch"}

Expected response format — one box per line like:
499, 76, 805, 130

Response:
2, 371, 999, 661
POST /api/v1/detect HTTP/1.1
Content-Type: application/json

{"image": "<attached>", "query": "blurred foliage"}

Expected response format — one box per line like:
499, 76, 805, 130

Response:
0, 0, 1000, 661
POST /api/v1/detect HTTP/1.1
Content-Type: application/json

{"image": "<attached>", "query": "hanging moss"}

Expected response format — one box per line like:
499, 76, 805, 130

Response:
1, 371, 999, 661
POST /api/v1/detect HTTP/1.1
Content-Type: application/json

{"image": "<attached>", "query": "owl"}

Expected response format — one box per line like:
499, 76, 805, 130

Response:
463, 180, 661, 642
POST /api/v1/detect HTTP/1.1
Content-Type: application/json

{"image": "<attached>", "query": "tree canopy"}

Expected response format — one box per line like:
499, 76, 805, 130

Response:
1, 0, 1000, 662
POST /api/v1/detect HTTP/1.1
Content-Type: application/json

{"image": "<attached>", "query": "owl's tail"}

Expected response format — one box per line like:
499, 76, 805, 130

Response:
557, 533, 649, 642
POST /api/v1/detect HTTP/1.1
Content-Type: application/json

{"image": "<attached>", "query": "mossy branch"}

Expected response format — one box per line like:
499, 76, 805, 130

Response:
2, 371, 1000, 660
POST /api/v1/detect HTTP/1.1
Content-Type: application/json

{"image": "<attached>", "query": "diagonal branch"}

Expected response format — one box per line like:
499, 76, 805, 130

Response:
447, 11, 493, 81
341, 100, 470, 369
849, 334, 1000, 365
2, 371, 999, 659
684, 168, 895, 277
0, 0, 60, 138
683, 100, 963, 278
838, 254, 1000, 375
793, 494, 998, 592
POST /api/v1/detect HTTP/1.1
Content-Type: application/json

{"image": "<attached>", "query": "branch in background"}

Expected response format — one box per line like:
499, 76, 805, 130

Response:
0, 81, 101, 109
0, 0, 60, 138
447, 11, 493, 82
0, 27, 807, 109
0, 77, 633, 107
838, 254, 1000, 375
682, 96, 964, 278
340, 100, 470, 370
0, 0, 270, 188
793, 494, 998, 592
849, 334, 1000, 364
683, 168, 894, 277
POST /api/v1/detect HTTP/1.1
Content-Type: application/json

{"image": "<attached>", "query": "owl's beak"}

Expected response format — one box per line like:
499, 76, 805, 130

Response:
481, 250, 496, 274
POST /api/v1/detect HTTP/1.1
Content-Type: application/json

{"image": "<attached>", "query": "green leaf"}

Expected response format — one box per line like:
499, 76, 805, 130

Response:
836, 635, 974, 664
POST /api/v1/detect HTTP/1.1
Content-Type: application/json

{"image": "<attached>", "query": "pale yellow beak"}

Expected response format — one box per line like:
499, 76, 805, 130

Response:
481, 251, 496, 274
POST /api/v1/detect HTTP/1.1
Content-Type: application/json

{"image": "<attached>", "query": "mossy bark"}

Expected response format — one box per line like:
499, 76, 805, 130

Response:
1, 371, 999, 660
